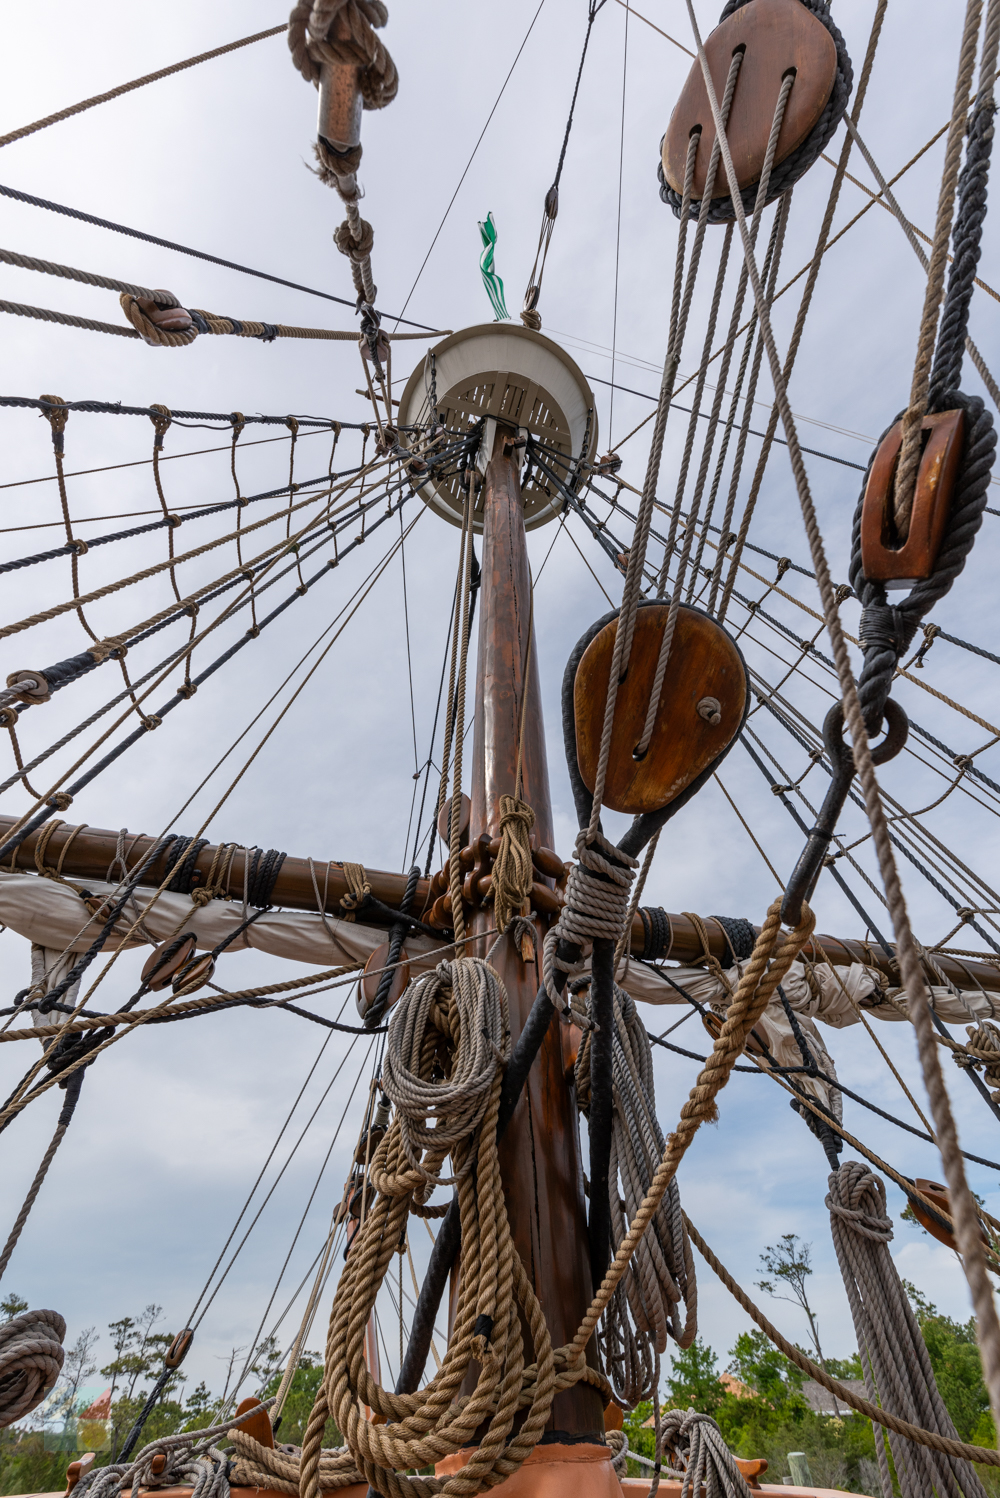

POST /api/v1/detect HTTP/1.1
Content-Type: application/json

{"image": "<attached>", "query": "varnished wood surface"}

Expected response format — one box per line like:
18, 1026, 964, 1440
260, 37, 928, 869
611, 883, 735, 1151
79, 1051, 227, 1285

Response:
0, 816, 432, 927
661, 0, 837, 201
860, 410, 965, 582
465, 430, 604, 1438
3, 815, 998, 994
574, 605, 746, 814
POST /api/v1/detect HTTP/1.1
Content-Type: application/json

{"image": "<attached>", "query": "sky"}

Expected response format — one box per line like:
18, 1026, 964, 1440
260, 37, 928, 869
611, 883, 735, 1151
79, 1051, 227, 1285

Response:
0, 0, 999, 1417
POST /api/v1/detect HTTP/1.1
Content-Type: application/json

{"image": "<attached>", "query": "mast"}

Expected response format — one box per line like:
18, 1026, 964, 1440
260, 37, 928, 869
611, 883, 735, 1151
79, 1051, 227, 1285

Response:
464, 422, 604, 1438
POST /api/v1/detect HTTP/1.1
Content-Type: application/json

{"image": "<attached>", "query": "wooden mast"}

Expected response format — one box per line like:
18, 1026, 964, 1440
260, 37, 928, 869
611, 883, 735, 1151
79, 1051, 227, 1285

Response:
464, 423, 604, 1438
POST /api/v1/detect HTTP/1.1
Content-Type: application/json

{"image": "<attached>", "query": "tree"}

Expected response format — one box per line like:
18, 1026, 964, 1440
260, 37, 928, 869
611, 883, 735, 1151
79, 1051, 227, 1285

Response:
665, 1337, 725, 1416
903, 1282, 990, 1443
0, 1294, 28, 1324
726, 1331, 804, 1411
101, 1307, 185, 1460
756, 1236, 827, 1367
262, 1354, 334, 1448
60, 1328, 100, 1432
185, 1382, 215, 1424
251, 1336, 285, 1397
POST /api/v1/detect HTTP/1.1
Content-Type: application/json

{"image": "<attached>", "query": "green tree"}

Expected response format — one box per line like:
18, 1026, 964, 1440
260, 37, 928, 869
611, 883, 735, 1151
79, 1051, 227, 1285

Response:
100, 1308, 185, 1459
185, 1382, 216, 1424
903, 1281, 991, 1444
263, 1355, 338, 1448
0, 1296, 27, 1325
665, 1337, 725, 1416
756, 1235, 830, 1372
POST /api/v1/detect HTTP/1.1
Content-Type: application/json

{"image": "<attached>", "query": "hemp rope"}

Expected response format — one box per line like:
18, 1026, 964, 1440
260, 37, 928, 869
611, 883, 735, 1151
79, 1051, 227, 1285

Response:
684, 1211, 1000, 1468
657, 1409, 753, 1498
0, 1309, 65, 1426
827, 1161, 988, 1498
491, 796, 535, 937
447, 488, 474, 944
715, 0, 889, 622
638, 69, 795, 757
893, 0, 986, 531
0, 26, 288, 151
0, 1071, 83, 1279
572, 984, 697, 1407
682, 0, 1000, 1434
232, 906, 811, 1497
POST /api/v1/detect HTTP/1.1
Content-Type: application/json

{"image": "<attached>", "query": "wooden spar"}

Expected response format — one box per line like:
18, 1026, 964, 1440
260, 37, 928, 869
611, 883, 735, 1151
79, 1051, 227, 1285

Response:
0, 814, 998, 994
464, 424, 604, 1438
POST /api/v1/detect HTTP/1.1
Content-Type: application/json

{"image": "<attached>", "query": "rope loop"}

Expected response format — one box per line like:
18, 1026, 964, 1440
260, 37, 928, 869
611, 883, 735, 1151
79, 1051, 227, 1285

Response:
120, 292, 197, 348
0, 1310, 66, 1427
492, 794, 535, 936
287, 0, 398, 108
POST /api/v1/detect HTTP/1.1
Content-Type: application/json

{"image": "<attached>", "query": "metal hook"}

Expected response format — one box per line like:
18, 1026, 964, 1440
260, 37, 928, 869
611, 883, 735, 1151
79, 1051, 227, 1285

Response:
781, 699, 908, 926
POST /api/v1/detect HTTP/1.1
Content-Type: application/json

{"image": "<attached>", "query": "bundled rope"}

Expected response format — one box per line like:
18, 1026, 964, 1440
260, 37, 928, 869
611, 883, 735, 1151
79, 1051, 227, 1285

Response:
79, 1405, 275, 1498
827, 1161, 988, 1498
659, 1409, 754, 1497
572, 984, 697, 1406
0, 1309, 65, 1427
491, 794, 535, 936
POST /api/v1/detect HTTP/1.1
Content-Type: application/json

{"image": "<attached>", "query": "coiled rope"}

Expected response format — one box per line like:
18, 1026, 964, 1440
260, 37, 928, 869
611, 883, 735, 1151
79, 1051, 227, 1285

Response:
0, 1309, 65, 1427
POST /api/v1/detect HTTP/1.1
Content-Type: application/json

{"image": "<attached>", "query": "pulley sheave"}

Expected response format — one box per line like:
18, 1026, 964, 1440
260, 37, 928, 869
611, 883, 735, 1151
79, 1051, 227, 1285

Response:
571, 602, 749, 818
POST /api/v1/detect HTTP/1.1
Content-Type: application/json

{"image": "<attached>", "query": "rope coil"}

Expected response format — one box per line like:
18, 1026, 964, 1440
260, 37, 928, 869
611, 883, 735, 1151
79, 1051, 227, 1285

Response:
0, 1309, 65, 1427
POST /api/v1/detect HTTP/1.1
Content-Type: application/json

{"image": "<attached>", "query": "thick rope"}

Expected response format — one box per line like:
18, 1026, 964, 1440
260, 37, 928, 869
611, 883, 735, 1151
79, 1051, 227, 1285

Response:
658, 1409, 753, 1498
685, 1211, 1000, 1468
827, 1161, 988, 1498
0, 26, 287, 150
0, 1071, 83, 1278
0, 1309, 65, 1426
447, 491, 474, 945
491, 795, 535, 937
893, 0, 985, 529
683, 0, 1000, 1437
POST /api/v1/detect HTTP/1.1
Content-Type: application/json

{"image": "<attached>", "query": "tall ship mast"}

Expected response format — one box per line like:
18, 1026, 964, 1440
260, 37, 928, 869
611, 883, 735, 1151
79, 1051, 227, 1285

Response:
0, 3, 999, 1497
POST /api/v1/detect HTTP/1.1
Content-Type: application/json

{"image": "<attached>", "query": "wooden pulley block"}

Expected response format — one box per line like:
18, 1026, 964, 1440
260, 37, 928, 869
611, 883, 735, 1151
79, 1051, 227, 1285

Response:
357, 940, 410, 1021
172, 953, 215, 996
860, 410, 965, 586
438, 792, 471, 848
234, 1396, 275, 1450
910, 1177, 989, 1251
574, 603, 748, 815
661, 0, 838, 204
141, 933, 196, 991
702, 1007, 769, 1058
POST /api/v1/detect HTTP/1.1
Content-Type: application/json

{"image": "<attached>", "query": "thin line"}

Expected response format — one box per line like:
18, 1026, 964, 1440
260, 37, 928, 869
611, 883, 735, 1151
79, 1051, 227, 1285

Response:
587, 373, 867, 471
613, 0, 694, 56
390, 0, 548, 330
609, 2, 628, 446
0, 181, 439, 332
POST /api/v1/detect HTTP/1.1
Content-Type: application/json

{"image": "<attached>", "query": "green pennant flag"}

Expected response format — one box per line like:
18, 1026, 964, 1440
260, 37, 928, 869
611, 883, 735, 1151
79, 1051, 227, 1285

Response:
478, 212, 510, 321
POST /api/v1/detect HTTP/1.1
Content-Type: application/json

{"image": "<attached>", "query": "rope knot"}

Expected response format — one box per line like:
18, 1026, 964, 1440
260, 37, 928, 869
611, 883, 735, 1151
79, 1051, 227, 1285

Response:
858, 602, 920, 659
492, 795, 536, 935
120, 294, 197, 348
48, 793, 73, 811
825, 1161, 892, 1242
334, 217, 374, 261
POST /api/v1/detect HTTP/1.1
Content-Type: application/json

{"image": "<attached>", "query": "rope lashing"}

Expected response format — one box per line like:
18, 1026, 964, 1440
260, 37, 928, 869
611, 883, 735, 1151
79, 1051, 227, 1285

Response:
245, 847, 287, 908
639, 905, 673, 960
966, 1020, 1000, 1100
491, 795, 536, 936
827, 1161, 990, 1498
0, 1310, 65, 1426
544, 831, 638, 1001
338, 861, 371, 919
658, 1409, 754, 1498
658, 0, 854, 224
288, 0, 398, 306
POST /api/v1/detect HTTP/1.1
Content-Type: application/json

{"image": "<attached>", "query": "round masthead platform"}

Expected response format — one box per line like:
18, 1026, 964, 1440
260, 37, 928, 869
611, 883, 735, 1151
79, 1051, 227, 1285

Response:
398, 322, 598, 532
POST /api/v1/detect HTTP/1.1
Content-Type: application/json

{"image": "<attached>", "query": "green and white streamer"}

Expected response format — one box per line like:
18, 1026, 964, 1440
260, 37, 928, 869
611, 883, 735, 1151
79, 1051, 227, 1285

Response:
478, 212, 510, 321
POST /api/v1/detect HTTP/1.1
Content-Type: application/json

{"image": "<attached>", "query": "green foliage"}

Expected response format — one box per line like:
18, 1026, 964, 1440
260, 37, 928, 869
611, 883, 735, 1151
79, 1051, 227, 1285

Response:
903, 1281, 992, 1445
0, 1297, 28, 1325
664, 1337, 724, 1416
264, 1353, 340, 1448
824, 1352, 863, 1380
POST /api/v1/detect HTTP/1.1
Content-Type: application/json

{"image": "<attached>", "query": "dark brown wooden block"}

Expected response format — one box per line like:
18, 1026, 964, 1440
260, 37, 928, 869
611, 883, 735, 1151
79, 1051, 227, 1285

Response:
860, 409, 964, 583
661, 0, 837, 202
574, 605, 747, 816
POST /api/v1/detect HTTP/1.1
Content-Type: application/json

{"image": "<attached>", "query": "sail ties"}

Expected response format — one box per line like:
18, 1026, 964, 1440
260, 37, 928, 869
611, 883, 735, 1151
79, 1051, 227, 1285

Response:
491, 794, 535, 938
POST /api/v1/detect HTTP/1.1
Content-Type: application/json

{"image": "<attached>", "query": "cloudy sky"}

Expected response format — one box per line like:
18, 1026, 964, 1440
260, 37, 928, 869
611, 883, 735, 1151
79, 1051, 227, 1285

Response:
1, 0, 999, 1414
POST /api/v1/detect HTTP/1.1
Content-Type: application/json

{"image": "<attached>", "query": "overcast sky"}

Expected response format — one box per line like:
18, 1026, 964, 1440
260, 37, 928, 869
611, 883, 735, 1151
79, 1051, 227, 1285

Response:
1, 0, 999, 1411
